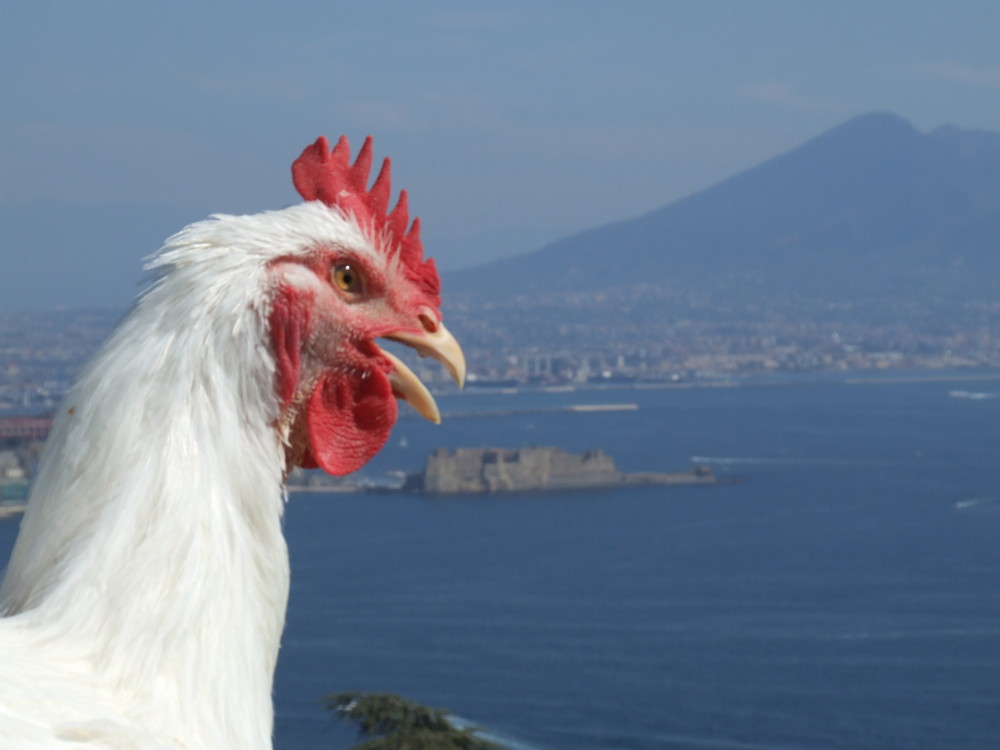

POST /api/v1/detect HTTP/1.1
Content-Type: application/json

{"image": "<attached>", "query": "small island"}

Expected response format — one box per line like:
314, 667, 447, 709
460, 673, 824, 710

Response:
404, 446, 719, 494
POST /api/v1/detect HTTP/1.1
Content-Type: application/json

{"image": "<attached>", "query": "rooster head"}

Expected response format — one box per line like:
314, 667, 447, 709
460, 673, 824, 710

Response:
267, 135, 464, 476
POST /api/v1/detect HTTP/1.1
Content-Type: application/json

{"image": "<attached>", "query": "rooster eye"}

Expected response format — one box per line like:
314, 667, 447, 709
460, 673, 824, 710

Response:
333, 264, 363, 294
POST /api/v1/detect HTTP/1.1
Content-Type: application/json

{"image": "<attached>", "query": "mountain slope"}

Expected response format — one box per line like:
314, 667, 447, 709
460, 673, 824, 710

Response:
447, 112, 1000, 304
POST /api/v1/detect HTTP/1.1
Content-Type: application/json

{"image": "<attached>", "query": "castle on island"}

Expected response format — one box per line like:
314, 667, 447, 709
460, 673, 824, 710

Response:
405, 446, 716, 494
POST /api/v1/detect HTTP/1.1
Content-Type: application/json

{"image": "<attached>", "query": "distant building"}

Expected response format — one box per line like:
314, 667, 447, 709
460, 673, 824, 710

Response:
415, 446, 622, 493
0, 416, 53, 442
407, 446, 717, 494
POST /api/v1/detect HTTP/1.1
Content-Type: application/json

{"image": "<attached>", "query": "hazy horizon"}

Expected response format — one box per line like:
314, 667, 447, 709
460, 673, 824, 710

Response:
2, 1, 999, 311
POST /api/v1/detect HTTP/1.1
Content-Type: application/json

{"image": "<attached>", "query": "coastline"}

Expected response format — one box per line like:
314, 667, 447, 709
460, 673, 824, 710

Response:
457, 369, 1000, 395
0, 503, 26, 519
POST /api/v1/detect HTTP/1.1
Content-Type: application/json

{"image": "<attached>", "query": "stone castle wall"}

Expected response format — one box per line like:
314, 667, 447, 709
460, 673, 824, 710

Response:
419, 446, 623, 493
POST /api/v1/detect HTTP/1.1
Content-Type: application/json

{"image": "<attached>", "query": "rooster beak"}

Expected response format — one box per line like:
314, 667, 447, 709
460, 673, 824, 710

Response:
382, 321, 466, 424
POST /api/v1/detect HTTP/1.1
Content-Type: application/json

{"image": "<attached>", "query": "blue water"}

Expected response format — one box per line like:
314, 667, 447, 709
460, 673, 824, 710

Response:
3, 376, 1000, 748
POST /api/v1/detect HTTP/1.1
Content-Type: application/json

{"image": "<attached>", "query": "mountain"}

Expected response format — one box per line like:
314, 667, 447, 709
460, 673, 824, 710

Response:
446, 112, 1000, 307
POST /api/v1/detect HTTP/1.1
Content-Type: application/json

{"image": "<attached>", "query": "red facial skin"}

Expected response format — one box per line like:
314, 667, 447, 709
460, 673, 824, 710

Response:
267, 249, 438, 476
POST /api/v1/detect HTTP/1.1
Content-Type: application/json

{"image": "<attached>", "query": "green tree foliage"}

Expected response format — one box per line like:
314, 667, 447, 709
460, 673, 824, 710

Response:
324, 692, 502, 750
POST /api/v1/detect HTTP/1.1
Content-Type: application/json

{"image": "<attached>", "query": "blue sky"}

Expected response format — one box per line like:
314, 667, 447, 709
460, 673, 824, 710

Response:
2, 0, 999, 307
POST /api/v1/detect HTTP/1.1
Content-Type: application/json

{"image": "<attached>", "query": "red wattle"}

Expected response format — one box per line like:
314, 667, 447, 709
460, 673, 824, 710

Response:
306, 368, 397, 476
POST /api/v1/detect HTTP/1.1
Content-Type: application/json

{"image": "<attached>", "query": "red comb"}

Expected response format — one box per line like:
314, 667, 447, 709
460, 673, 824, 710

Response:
292, 135, 439, 301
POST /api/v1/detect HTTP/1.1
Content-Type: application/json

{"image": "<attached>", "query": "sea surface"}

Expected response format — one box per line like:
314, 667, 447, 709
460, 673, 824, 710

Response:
3, 375, 1000, 749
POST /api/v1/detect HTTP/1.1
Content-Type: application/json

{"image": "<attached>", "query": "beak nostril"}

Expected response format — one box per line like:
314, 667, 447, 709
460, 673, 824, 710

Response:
418, 309, 438, 334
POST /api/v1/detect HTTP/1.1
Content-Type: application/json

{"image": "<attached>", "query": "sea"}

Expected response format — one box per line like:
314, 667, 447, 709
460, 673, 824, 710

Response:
2, 374, 999, 749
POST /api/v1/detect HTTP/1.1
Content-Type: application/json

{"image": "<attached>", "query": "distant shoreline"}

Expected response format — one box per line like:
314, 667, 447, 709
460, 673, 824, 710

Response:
0, 503, 26, 519
453, 370, 1000, 396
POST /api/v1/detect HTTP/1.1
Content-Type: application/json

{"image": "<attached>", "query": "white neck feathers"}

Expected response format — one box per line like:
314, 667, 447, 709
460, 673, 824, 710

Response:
1, 224, 293, 748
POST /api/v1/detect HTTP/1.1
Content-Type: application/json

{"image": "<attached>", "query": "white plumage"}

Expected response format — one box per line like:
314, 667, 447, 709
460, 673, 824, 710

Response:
0, 138, 464, 749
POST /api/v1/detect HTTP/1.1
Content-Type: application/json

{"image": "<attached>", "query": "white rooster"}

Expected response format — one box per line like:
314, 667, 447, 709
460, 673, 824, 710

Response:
0, 136, 465, 749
